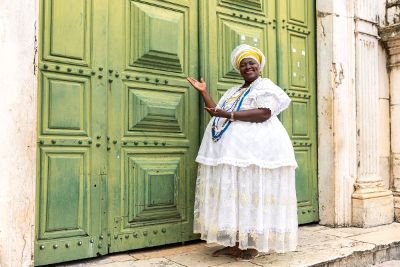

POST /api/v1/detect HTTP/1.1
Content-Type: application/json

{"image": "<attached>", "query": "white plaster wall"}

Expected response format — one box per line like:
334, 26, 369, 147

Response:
316, 0, 357, 226
0, 0, 37, 266
316, 2, 335, 224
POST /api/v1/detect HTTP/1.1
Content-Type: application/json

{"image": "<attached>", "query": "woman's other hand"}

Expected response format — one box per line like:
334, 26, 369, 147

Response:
187, 77, 207, 92
204, 107, 229, 118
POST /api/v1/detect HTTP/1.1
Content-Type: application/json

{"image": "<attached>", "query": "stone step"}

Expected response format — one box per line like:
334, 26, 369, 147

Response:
374, 260, 400, 267
58, 223, 400, 267
310, 241, 400, 267
251, 223, 400, 267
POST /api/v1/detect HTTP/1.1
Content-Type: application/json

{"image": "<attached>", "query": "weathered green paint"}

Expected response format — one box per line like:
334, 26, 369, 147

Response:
105, 0, 199, 253
277, 0, 318, 224
35, 0, 108, 265
36, 0, 317, 265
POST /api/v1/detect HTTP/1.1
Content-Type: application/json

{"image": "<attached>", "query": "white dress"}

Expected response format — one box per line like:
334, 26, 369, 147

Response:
193, 77, 298, 253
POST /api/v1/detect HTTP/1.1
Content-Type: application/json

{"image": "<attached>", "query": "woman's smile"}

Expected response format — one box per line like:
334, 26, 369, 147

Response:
239, 58, 260, 82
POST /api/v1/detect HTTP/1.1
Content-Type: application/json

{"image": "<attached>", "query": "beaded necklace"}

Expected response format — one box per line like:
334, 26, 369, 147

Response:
211, 81, 256, 142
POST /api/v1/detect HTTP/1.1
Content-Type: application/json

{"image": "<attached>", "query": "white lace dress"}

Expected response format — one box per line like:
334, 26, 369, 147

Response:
193, 77, 298, 253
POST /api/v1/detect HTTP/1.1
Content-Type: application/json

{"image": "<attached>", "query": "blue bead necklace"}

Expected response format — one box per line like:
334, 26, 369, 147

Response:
211, 81, 255, 142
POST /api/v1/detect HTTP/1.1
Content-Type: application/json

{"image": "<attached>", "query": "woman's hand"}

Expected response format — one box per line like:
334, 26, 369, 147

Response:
204, 107, 229, 118
187, 76, 218, 114
187, 77, 207, 92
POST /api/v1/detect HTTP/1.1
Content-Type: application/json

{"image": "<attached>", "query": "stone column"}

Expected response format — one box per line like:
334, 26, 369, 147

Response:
351, 0, 394, 227
381, 23, 400, 222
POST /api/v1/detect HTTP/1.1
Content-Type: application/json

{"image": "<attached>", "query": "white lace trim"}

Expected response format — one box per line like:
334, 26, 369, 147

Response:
193, 228, 298, 253
195, 156, 298, 169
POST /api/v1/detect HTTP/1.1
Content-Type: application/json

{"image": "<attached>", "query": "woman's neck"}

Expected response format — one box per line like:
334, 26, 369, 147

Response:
243, 76, 259, 87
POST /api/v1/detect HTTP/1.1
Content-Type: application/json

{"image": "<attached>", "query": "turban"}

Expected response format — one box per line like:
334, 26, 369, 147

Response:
230, 44, 266, 72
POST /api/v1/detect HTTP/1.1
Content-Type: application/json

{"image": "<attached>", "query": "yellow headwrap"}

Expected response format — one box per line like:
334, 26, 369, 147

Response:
231, 44, 266, 72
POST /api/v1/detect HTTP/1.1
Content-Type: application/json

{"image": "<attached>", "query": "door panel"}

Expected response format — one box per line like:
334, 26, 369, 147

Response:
125, 83, 188, 136
199, 0, 277, 123
38, 148, 90, 239
128, 1, 186, 73
277, 0, 318, 224
41, 72, 90, 135
107, 0, 199, 253
35, 0, 108, 265
42, 0, 92, 65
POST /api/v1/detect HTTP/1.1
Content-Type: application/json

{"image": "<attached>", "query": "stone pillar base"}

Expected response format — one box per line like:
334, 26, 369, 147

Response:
352, 191, 394, 227
394, 193, 400, 222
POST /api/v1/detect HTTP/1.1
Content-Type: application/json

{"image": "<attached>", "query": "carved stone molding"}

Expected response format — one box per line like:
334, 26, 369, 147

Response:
393, 191, 400, 222
392, 155, 400, 191
380, 24, 400, 67
380, 23, 400, 222
355, 34, 380, 184
351, 0, 394, 227
353, 181, 387, 195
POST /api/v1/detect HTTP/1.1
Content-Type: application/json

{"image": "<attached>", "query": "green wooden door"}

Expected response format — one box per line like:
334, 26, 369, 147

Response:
35, 0, 109, 265
277, 0, 318, 224
200, 0, 318, 224
106, 0, 200, 252
36, 0, 317, 265
200, 0, 277, 110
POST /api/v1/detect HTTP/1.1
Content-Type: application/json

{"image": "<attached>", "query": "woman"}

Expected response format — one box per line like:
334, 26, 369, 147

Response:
187, 44, 298, 261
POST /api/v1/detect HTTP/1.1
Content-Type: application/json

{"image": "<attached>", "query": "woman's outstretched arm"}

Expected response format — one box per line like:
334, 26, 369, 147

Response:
187, 77, 217, 109
187, 77, 270, 123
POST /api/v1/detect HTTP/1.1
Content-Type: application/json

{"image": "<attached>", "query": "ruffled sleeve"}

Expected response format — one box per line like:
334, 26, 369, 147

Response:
252, 79, 291, 116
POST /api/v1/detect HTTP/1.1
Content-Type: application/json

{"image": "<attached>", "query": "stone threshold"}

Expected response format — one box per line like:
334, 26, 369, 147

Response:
56, 223, 400, 267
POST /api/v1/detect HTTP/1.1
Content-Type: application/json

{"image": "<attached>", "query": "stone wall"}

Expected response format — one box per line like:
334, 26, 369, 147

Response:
387, 0, 400, 24
0, 0, 38, 266
316, 0, 393, 226
381, 0, 400, 222
379, 0, 392, 191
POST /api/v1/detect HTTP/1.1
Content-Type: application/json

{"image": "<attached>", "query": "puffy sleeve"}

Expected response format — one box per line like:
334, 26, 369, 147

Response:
252, 79, 291, 116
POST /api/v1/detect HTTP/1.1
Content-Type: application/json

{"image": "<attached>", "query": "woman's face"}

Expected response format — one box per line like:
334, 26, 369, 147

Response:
239, 58, 260, 82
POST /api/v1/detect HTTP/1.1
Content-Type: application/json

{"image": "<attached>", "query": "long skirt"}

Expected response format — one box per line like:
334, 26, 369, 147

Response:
193, 164, 298, 253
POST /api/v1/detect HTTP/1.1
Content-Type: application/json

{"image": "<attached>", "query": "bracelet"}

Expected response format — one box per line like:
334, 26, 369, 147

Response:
230, 112, 235, 121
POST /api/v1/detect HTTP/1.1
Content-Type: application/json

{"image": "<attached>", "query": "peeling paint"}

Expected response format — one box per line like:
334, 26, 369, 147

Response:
319, 17, 326, 37
331, 63, 345, 89
386, 1, 400, 24
317, 11, 338, 18
33, 21, 38, 76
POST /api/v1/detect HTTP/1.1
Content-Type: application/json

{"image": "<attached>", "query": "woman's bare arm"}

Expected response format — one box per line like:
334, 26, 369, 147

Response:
187, 77, 217, 109
205, 107, 271, 123
187, 77, 271, 123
